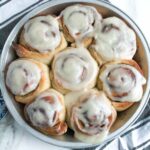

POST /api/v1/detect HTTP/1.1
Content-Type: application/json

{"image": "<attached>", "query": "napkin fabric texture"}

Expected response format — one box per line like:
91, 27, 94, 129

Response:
0, 0, 150, 150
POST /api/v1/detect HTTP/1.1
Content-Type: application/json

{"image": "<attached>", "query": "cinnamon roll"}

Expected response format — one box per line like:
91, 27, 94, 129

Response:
14, 15, 67, 64
65, 89, 117, 143
89, 17, 136, 65
51, 47, 99, 94
60, 4, 102, 47
24, 89, 67, 135
97, 60, 146, 111
6, 59, 50, 104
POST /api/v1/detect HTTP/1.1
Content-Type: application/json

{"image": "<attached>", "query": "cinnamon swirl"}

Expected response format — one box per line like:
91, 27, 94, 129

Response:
97, 60, 146, 111
14, 15, 67, 64
65, 89, 117, 143
60, 4, 102, 47
51, 47, 99, 94
24, 89, 67, 135
89, 17, 136, 65
6, 59, 50, 103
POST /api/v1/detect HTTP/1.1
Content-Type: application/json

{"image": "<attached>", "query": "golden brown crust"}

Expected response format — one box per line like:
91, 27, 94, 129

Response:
13, 31, 67, 65
15, 59, 50, 104
111, 101, 134, 112
50, 71, 70, 94
13, 43, 53, 65
101, 59, 143, 75
36, 122, 68, 136
97, 59, 143, 111
88, 45, 103, 65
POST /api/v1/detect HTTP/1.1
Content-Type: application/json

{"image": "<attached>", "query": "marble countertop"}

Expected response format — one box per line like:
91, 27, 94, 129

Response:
0, 113, 68, 150
1, 0, 150, 150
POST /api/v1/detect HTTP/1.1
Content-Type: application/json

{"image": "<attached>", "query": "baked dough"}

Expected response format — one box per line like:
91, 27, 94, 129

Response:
14, 15, 67, 64
89, 17, 136, 65
6, 58, 50, 104
24, 89, 67, 135
65, 89, 117, 143
60, 4, 102, 47
97, 60, 146, 111
51, 47, 99, 94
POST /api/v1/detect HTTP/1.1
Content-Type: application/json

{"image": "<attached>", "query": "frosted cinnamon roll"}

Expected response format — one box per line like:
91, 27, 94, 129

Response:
6, 59, 50, 104
14, 15, 67, 64
89, 17, 136, 65
60, 4, 102, 47
97, 60, 146, 111
51, 47, 99, 94
65, 89, 117, 143
24, 89, 67, 135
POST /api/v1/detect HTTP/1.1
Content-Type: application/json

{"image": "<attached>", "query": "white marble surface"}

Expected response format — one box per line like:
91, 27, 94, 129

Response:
0, 114, 68, 150
1, 1, 150, 150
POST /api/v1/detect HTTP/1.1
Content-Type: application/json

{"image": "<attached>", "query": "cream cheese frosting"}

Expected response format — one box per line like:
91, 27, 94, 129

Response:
6, 59, 41, 96
26, 89, 63, 128
53, 47, 98, 91
61, 4, 102, 44
93, 17, 136, 61
24, 15, 61, 53
100, 63, 146, 102
65, 89, 113, 143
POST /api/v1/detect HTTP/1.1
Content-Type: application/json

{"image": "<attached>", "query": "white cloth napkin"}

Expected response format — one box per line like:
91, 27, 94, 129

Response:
96, 116, 150, 150
0, 0, 50, 28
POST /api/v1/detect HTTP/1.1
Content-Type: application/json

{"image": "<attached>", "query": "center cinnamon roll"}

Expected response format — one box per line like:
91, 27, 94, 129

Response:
51, 47, 99, 94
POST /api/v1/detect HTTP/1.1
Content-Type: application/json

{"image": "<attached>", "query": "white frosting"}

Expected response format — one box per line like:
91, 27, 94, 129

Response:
53, 47, 98, 91
74, 94, 111, 130
93, 17, 136, 61
6, 59, 41, 96
61, 4, 102, 44
65, 89, 112, 143
100, 63, 146, 102
26, 89, 62, 127
24, 15, 61, 53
